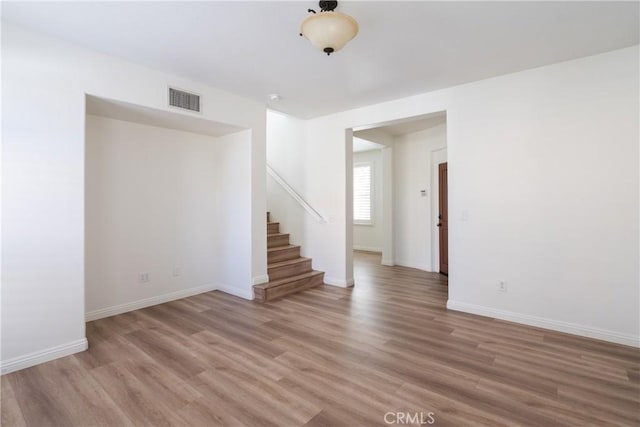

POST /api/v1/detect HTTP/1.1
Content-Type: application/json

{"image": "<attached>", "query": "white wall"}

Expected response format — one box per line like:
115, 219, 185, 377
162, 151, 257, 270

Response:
273, 46, 639, 346
1, 23, 267, 373
393, 123, 447, 271
212, 130, 254, 296
85, 116, 252, 319
353, 149, 383, 252
381, 147, 394, 265
266, 110, 307, 248
445, 47, 638, 346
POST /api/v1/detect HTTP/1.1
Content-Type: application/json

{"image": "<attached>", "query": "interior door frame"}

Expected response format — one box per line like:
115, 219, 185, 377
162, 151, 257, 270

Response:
438, 162, 448, 275
431, 148, 447, 273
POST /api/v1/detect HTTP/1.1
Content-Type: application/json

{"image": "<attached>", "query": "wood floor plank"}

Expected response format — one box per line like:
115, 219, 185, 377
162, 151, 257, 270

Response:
116, 358, 203, 412
44, 358, 133, 427
0, 377, 26, 427
88, 362, 187, 426
74, 332, 158, 371
478, 340, 631, 381
303, 407, 384, 427
2, 251, 638, 426
475, 378, 632, 427
6, 367, 76, 427
394, 382, 516, 427
556, 385, 640, 425
276, 375, 395, 426
194, 367, 321, 426
189, 329, 292, 382
121, 327, 207, 380
175, 397, 246, 427
275, 351, 416, 414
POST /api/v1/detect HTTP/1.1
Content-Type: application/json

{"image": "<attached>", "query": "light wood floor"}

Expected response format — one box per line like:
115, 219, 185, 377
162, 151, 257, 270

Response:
2, 251, 639, 426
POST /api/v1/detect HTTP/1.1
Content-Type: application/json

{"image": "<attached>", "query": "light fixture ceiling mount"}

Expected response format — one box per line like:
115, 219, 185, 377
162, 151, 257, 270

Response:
300, 1, 359, 56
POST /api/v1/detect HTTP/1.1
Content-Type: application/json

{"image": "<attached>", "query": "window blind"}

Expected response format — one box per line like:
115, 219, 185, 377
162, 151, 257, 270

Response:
354, 164, 372, 223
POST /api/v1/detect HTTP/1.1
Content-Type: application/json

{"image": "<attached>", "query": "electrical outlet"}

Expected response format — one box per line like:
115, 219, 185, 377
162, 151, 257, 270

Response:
172, 268, 181, 277
138, 272, 149, 283
498, 280, 507, 292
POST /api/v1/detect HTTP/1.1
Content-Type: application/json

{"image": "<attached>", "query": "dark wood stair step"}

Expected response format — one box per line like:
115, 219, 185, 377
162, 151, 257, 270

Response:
267, 233, 290, 248
254, 270, 324, 302
268, 257, 313, 281
267, 222, 280, 234
258, 270, 324, 289
267, 245, 300, 263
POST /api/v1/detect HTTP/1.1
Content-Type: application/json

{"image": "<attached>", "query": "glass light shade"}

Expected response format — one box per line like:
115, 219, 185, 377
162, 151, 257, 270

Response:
301, 12, 359, 53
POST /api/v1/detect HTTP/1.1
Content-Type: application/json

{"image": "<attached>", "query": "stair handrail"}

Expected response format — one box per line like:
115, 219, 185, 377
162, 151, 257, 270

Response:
267, 164, 327, 224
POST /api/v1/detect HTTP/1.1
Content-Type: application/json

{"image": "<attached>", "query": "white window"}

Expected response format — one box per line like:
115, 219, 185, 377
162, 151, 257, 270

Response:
354, 163, 373, 224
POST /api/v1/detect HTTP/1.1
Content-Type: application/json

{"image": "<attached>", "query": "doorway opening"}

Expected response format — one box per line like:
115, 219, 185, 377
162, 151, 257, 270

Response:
347, 111, 448, 288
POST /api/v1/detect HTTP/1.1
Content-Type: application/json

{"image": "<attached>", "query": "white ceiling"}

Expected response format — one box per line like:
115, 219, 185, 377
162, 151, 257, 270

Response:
86, 96, 245, 137
354, 111, 446, 145
370, 115, 447, 137
353, 113, 446, 149
353, 137, 384, 153
3, 1, 638, 118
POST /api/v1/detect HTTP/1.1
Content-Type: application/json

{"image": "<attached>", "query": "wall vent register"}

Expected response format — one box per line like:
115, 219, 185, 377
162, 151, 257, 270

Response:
169, 87, 200, 112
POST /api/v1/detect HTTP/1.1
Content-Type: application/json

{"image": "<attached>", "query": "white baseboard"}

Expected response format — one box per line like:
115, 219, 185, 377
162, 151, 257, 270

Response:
252, 274, 269, 285
217, 283, 255, 300
85, 283, 218, 321
447, 300, 640, 348
1, 338, 88, 375
353, 246, 382, 253
324, 276, 355, 288
381, 258, 394, 266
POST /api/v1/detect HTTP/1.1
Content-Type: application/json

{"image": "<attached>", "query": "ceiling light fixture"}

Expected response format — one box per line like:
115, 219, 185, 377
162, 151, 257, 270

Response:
300, 1, 359, 56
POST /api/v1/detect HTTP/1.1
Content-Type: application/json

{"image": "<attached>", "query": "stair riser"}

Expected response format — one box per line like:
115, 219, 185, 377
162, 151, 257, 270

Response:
267, 223, 279, 234
268, 247, 300, 263
258, 273, 324, 302
254, 287, 266, 301
268, 234, 290, 248
268, 259, 313, 281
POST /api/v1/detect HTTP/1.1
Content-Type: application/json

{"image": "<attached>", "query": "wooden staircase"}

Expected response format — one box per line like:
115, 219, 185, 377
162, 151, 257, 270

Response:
253, 212, 324, 302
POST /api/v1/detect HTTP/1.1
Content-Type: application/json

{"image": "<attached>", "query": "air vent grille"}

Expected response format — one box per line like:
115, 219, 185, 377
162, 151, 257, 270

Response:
169, 88, 200, 112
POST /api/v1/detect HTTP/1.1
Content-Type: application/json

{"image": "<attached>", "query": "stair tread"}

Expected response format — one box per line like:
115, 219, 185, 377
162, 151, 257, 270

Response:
267, 244, 299, 252
268, 257, 311, 269
255, 270, 324, 289
267, 233, 289, 237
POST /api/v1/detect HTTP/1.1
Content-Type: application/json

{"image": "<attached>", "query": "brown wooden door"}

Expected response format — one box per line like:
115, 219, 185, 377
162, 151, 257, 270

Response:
438, 163, 448, 275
